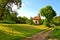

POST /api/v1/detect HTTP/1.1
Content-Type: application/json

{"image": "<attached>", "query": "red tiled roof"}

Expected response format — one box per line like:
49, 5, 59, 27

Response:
33, 16, 41, 20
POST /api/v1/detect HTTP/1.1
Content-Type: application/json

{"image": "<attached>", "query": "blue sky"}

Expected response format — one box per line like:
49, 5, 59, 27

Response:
13, 0, 60, 18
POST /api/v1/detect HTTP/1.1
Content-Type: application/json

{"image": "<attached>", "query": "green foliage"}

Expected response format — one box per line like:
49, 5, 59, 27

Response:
0, 12, 18, 24
43, 19, 51, 27
50, 28, 60, 40
0, 0, 22, 17
0, 21, 16, 24
40, 5, 56, 20
29, 17, 33, 25
26, 19, 31, 24
53, 16, 60, 26
17, 16, 29, 24
39, 19, 44, 25
0, 0, 22, 23
10, 12, 18, 21
17, 16, 23, 23
40, 5, 56, 27
0, 0, 22, 9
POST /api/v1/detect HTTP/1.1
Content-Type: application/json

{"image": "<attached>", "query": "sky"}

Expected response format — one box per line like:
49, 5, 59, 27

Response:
12, 0, 60, 19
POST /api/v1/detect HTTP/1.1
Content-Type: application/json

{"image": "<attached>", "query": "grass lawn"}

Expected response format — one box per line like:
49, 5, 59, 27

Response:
49, 26, 60, 40
0, 24, 48, 40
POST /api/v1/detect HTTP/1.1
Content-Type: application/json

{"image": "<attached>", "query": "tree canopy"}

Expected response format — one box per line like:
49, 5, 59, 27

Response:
40, 6, 56, 20
0, 0, 22, 8
0, 0, 22, 23
40, 6, 56, 27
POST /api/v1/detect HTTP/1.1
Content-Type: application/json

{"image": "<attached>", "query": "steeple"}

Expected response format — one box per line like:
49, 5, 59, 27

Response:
38, 14, 41, 20
38, 14, 40, 17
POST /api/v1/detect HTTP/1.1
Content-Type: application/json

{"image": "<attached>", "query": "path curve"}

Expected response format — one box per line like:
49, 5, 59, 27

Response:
22, 28, 54, 40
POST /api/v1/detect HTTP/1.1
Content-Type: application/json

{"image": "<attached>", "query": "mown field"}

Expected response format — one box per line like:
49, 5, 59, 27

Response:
0, 24, 60, 40
0, 24, 48, 40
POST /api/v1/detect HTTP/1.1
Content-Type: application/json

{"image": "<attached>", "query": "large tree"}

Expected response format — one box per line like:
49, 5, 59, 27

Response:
40, 6, 56, 27
0, 0, 22, 20
0, 0, 22, 13
0, 0, 22, 9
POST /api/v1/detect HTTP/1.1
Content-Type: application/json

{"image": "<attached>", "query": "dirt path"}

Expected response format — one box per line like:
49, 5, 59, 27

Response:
22, 28, 54, 40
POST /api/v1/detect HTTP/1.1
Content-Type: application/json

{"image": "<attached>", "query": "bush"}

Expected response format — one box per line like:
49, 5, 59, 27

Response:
0, 20, 16, 24
39, 19, 44, 25
53, 20, 60, 26
50, 28, 60, 40
53, 16, 60, 26
26, 19, 31, 24
43, 19, 51, 27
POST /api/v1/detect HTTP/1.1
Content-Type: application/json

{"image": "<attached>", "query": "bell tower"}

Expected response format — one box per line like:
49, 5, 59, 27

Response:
38, 14, 41, 20
38, 14, 40, 16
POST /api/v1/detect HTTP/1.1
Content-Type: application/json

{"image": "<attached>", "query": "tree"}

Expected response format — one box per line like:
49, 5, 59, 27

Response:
10, 12, 18, 21
26, 19, 31, 24
0, 0, 22, 9
0, 0, 22, 24
40, 6, 56, 27
0, 0, 22, 14
17, 16, 29, 24
29, 17, 33, 25
0, 0, 22, 20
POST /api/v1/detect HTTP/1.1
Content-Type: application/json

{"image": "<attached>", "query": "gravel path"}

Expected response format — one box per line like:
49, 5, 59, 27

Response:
22, 28, 54, 40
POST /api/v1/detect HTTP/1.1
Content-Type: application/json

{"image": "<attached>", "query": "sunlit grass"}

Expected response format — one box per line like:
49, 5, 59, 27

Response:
0, 25, 25, 36
0, 24, 47, 40
0, 24, 59, 40
1, 24, 45, 36
2, 24, 48, 29
33, 25, 49, 29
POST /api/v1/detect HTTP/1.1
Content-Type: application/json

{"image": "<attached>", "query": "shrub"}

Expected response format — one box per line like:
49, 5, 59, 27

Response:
43, 19, 51, 27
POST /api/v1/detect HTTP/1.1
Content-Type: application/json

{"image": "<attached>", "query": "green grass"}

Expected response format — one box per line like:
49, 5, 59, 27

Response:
0, 30, 22, 40
0, 24, 47, 40
1, 24, 60, 40
50, 26, 60, 40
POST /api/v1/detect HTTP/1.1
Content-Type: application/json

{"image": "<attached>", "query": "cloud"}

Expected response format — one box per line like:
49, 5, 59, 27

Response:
12, 4, 18, 11
16, 1, 37, 18
12, 1, 43, 19
17, 8, 36, 18
11, 2, 26, 11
